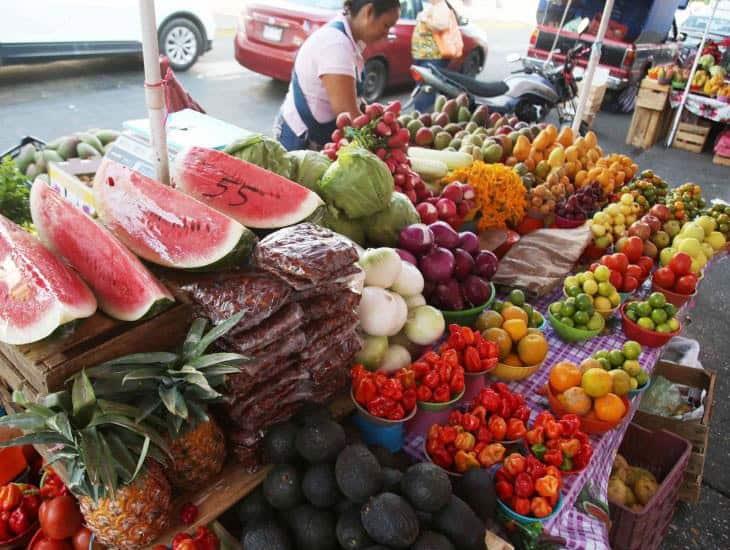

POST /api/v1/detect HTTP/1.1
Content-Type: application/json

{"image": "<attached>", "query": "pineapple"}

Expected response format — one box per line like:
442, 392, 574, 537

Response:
0, 373, 172, 549
87, 313, 247, 490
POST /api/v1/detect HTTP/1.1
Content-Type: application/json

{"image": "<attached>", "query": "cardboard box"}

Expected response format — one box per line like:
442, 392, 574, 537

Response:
48, 157, 102, 216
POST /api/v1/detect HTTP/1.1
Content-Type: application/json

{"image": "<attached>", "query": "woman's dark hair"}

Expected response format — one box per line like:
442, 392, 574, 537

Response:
344, 0, 400, 17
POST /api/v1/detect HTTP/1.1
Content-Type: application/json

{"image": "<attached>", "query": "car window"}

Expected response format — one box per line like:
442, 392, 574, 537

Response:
401, 0, 418, 20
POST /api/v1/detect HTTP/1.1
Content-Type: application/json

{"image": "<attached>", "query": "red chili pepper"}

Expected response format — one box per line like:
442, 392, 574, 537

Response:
402, 387, 417, 412
416, 385, 433, 402
544, 419, 564, 440
503, 453, 527, 477
450, 371, 465, 394
193, 526, 219, 550
476, 426, 493, 443
441, 425, 458, 444
543, 449, 564, 467
495, 468, 513, 485
478, 388, 502, 413
514, 472, 535, 499
448, 410, 463, 426
411, 361, 430, 380
469, 405, 487, 426
559, 414, 581, 436
506, 418, 527, 441
530, 496, 553, 518
433, 384, 451, 403
525, 426, 545, 446
354, 377, 377, 405
180, 502, 198, 525
488, 415, 507, 441
496, 481, 514, 501
387, 403, 405, 421
513, 404, 531, 423
461, 413, 480, 432
396, 368, 416, 389
8, 507, 31, 535
381, 378, 404, 401
423, 370, 441, 389
525, 456, 547, 481
0, 484, 22, 511
533, 410, 555, 429
464, 346, 481, 372
513, 497, 531, 516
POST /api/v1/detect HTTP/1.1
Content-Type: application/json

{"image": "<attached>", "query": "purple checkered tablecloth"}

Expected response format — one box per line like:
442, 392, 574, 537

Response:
403, 251, 728, 550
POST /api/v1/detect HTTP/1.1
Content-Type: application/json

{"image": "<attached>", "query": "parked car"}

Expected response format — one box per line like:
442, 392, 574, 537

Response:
0, 0, 215, 71
234, 0, 489, 100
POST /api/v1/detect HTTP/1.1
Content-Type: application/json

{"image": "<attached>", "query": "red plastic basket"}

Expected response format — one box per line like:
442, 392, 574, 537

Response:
650, 280, 696, 308
620, 303, 681, 348
609, 423, 691, 550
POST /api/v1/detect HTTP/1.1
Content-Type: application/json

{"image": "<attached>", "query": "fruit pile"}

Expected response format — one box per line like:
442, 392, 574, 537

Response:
702, 202, 730, 239
564, 268, 622, 312
653, 252, 699, 296
555, 182, 604, 221
578, 153, 638, 195
588, 193, 643, 249
620, 170, 669, 209
408, 349, 466, 404
0, 483, 40, 545
351, 365, 417, 421
592, 341, 649, 392
525, 169, 575, 217
608, 454, 659, 512
665, 183, 705, 222
494, 454, 563, 519
481, 289, 544, 330
624, 293, 680, 334
416, 181, 477, 229
619, 208, 674, 261
590, 249, 654, 294
548, 294, 605, 333
524, 412, 593, 472
398, 223, 498, 311
548, 360, 628, 424
438, 324, 499, 374
663, 216, 726, 275
481, 306, 550, 367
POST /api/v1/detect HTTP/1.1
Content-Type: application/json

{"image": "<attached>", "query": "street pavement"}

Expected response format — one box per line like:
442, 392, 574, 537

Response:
0, 10, 728, 549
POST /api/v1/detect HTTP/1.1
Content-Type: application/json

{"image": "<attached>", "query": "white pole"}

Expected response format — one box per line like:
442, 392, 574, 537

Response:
571, 0, 615, 134
545, 0, 573, 68
666, 0, 720, 148
138, 0, 169, 184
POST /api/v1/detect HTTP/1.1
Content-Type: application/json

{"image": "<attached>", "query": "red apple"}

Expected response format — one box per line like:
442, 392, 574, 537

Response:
653, 267, 676, 290
628, 222, 651, 241
649, 203, 671, 222
668, 252, 692, 276
674, 274, 698, 295
609, 269, 623, 289
623, 275, 639, 293
615, 236, 629, 253
642, 214, 662, 233
626, 264, 644, 281
623, 236, 644, 263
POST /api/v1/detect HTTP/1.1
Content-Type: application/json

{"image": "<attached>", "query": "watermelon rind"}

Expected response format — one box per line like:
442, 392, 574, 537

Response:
30, 181, 175, 322
93, 159, 254, 270
0, 215, 97, 345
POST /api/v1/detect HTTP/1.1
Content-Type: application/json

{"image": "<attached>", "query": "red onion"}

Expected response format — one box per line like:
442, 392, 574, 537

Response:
396, 248, 418, 266
463, 275, 492, 306
416, 202, 439, 224
452, 248, 475, 281
429, 221, 459, 249
474, 250, 499, 280
441, 183, 464, 203
419, 247, 455, 282
436, 198, 457, 219
398, 224, 434, 255
435, 279, 464, 311
458, 231, 480, 255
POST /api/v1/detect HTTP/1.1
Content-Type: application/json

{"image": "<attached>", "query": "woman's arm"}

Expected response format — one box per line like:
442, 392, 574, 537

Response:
321, 74, 361, 119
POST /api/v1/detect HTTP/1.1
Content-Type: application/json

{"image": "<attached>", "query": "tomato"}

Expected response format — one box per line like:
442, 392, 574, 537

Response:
623, 237, 643, 263
669, 252, 692, 276
609, 269, 623, 290
39, 496, 82, 541
72, 527, 103, 550
625, 264, 643, 281
622, 275, 639, 293
674, 274, 697, 295
653, 267, 675, 290
32, 537, 73, 550
612, 253, 629, 273
601, 254, 618, 270
637, 256, 654, 278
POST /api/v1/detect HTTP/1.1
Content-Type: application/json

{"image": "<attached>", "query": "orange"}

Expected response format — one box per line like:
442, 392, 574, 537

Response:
503, 353, 524, 367
484, 327, 512, 360
581, 368, 613, 398
503, 319, 528, 342
501, 305, 528, 324
549, 361, 582, 392
558, 386, 593, 416
594, 393, 626, 422
517, 333, 548, 366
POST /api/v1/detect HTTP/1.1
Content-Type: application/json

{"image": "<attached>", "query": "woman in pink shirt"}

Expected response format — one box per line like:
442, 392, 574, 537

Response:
275, 0, 401, 151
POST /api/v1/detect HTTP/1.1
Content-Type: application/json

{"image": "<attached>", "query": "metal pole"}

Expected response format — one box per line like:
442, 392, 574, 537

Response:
666, 0, 720, 148
572, 0, 615, 134
545, 0, 573, 68
138, 0, 169, 184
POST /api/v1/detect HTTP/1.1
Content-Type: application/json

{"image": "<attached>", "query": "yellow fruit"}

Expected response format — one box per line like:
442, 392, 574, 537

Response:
517, 332, 549, 365
557, 126, 574, 147
579, 358, 603, 374
558, 386, 593, 416
513, 135, 531, 161
549, 361, 582, 392
609, 370, 632, 396
548, 145, 566, 168
585, 130, 598, 149
503, 319, 528, 342
484, 327, 512, 360
502, 305, 529, 324
582, 368, 613, 398
504, 352, 524, 367
594, 296, 612, 311
707, 231, 726, 251
594, 393, 626, 422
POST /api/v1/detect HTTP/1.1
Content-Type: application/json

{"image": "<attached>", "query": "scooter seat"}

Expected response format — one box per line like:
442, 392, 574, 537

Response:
439, 69, 509, 98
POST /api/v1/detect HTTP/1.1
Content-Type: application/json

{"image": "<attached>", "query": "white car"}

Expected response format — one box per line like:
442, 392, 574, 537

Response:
0, 0, 216, 71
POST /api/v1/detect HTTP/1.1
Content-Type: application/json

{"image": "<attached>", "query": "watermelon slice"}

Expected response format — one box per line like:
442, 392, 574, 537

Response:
0, 215, 97, 345
30, 181, 174, 322
93, 159, 257, 270
172, 146, 324, 228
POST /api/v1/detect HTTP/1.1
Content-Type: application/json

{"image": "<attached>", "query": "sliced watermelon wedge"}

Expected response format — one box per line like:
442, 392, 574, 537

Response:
172, 146, 324, 228
93, 159, 256, 270
31, 181, 174, 322
0, 215, 97, 345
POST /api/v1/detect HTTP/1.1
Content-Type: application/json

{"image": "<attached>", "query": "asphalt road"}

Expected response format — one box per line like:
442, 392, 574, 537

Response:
1, 19, 728, 550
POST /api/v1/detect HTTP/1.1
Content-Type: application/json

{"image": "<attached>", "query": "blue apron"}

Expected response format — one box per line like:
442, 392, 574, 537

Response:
290, 19, 364, 147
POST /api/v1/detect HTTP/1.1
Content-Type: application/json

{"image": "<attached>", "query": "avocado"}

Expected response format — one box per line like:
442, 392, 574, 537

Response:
263, 421, 300, 464
361, 492, 419, 549
296, 403, 333, 426
401, 463, 452, 513
381, 468, 403, 493
336, 503, 373, 550
295, 419, 346, 463
415, 510, 433, 531
263, 464, 303, 510
237, 487, 274, 527
289, 504, 338, 550
241, 520, 292, 550
335, 498, 354, 515
412, 531, 455, 550
368, 445, 400, 470
432, 496, 484, 550
453, 468, 496, 521
302, 463, 342, 508
335, 445, 383, 503
363, 547, 391, 550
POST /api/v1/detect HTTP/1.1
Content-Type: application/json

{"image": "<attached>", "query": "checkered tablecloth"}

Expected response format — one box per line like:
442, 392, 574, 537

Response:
404, 252, 728, 550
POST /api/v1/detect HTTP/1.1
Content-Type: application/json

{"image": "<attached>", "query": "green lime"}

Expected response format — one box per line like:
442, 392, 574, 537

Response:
560, 316, 575, 327
622, 341, 642, 360
648, 292, 666, 309
565, 276, 579, 288
622, 360, 641, 377
565, 285, 580, 298
575, 324, 588, 331
594, 350, 610, 360
597, 357, 612, 370
560, 303, 576, 318
668, 318, 680, 331
637, 317, 656, 331
509, 289, 526, 306
656, 323, 671, 333
637, 302, 652, 318
493, 300, 504, 313
635, 370, 649, 387
586, 313, 604, 331
627, 309, 638, 322
549, 302, 563, 316
574, 310, 590, 326
576, 293, 593, 312
565, 297, 576, 308
664, 303, 677, 318
522, 303, 534, 319
532, 311, 544, 327
651, 308, 668, 325
608, 350, 625, 367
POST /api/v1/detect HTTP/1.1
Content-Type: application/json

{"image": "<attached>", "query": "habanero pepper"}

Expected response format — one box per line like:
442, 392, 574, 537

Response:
461, 413, 480, 433
514, 472, 535, 499
525, 456, 547, 481
387, 403, 406, 421
0, 484, 22, 511
448, 410, 463, 426
367, 397, 394, 418
560, 456, 574, 472
476, 426, 493, 444
455, 432, 476, 452
544, 465, 563, 482
469, 405, 487, 426
533, 410, 555, 429
417, 385, 433, 402
503, 453, 526, 477
441, 348, 459, 368
513, 404, 531, 423
488, 415, 507, 441
432, 448, 454, 469
497, 399, 512, 421
559, 413, 581, 436
440, 425, 458, 444
426, 437, 442, 456
496, 480, 514, 501
476, 337, 498, 360
506, 418, 527, 441
559, 438, 580, 458
535, 475, 560, 498
193, 526, 219, 550
530, 496, 553, 518
474, 441, 487, 455
396, 368, 416, 389
464, 346, 482, 372
8, 507, 31, 535
525, 426, 545, 446
450, 371, 465, 394
478, 388, 502, 413
350, 364, 367, 382
543, 449, 563, 467
461, 326, 476, 345
422, 351, 440, 365
433, 384, 451, 403
423, 370, 441, 390
438, 363, 453, 386
572, 443, 593, 470
492, 382, 511, 397
411, 361, 430, 380
402, 388, 417, 412
513, 497, 531, 516
544, 419, 564, 440
481, 357, 498, 372
478, 443, 506, 468
354, 377, 377, 406
446, 325, 466, 350
530, 443, 547, 460
454, 450, 480, 473
373, 372, 388, 389
381, 378, 404, 401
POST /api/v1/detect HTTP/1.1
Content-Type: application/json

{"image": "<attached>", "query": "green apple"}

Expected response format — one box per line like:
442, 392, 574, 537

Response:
660, 247, 676, 266
651, 230, 670, 249
681, 222, 706, 241
677, 237, 702, 258
663, 219, 681, 237
595, 235, 612, 249
701, 242, 715, 259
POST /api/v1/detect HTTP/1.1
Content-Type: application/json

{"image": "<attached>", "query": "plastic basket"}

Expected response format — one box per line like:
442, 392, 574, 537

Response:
0, 136, 46, 160
609, 423, 691, 550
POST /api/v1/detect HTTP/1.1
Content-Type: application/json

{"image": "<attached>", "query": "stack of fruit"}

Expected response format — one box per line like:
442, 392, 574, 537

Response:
548, 359, 628, 428
415, 181, 478, 229
664, 183, 705, 222
702, 202, 730, 239
564, 267, 622, 316
663, 215, 726, 275
653, 251, 700, 301
524, 169, 574, 218
524, 412, 593, 473
408, 349, 466, 405
548, 294, 606, 339
592, 341, 649, 392
620, 170, 669, 209
351, 364, 418, 421
555, 182, 604, 222
494, 454, 563, 519
481, 289, 544, 330
588, 193, 643, 250
578, 154, 638, 195
623, 293, 680, 336
481, 305, 550, 368
591, 248, 654, 295
438, 324, 499, 374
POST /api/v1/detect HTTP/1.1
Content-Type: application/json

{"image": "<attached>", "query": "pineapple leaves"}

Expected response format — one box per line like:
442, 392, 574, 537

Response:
71, 371, 97, 427
159, 385, 188, 420
95, 352, 178, 368
96, 432, 118, 497
193, 311, 245, 357
46, 412, 74, 442
134, 396, 161, 423
79, 428, 102, 487
87, 413, 171, 459
122, 367, 166, 383
0, 411, 48, 431
0, 431, 70, 448
97, 400, 144, 419
190, 365, 241, 377
40, 391, 72, 412
103, 432, 137, 483
186, 400, 209, 423
182, 318, 208, 361
132, 436, 151, 482
187, 352, 248, 369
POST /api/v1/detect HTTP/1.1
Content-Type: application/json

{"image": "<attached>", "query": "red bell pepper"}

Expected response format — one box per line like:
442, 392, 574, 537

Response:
514, 472, 535, 499
535, 475, 560, 498
396, 368, 416, 389
530, 496, 553, 518
513, 497, 531, 516
503, 453, 526, 477
496, 480, 514, 501
0, 484, 22, 511
478, 443, 506, 467
544, 419, 564, 440
525, 426, 545, 446
543, 449, 563, 467
506, 418, 527, 441
488, 415, 507, 441
559, 414, 581, 436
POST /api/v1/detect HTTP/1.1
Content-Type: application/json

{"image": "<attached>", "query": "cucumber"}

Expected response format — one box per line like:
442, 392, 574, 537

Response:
408, 147, 473, 170
408, 156, 449, 181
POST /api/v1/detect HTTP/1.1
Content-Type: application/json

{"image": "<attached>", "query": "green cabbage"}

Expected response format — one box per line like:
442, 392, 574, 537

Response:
224, 134, 292, 178
318, 146, 393, 219
286, 150, 331, 191
321, 205, 366, 245
365, 192, 420, 247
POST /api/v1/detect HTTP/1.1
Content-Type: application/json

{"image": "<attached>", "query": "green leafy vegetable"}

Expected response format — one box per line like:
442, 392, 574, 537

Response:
0, 156, 32, 228
224, 134, 293, 178
286, 150, 331, 191
365, 192, 420, 246
321, 205, 366, 245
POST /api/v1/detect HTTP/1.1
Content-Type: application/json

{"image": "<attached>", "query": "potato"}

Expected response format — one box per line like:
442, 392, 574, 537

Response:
614, 453, 630, 472
624, 487, 637, 507
626, 466, 657, 487
634, 477, 659, 505
608, 478, 630, 505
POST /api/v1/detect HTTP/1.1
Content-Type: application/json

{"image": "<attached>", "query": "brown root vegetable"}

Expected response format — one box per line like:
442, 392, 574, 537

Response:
607, 478, 630, 506
634, 477, 659, 505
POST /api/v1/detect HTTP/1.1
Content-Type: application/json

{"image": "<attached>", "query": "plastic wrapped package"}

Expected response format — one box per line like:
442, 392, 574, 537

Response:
289, 268, 365, 301
178, 271, 292, 334
302, 312, 359, 351
300, 290, 361, 322
254, 223, 360, 286
222, 302, 304, 353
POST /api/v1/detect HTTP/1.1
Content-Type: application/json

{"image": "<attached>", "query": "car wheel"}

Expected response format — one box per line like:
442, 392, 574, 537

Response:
159, 17, 202, 72
363, 59, 387, 102
462, 49, 483, 77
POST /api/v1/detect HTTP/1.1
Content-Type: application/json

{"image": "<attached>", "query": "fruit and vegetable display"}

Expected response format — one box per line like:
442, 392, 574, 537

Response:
494, 453, 563, 519
620, 170, 669, 209
564, 268, 622, 312
484, 289, 544, 330
662, 215, 726, 275
397, 222, 498, 311
702, 201, 730, 239
481, 305, 550, 367
0, 156, 32, 229
414, 180, 477, 230
653, 251, 700, 297
623, 293, 680, 334
548, 295, 606, 338
0, 482, 40, 544
608, 454, 659, 512
589, 251, 653, 295
665, 183, 705, 222
592, 341, 650, 392
408, 347, 466, 405
524, 412, 593, 473
588, 193, 643, 250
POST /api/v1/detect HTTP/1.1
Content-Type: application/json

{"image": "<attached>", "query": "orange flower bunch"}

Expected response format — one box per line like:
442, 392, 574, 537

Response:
445, 162, 526, 231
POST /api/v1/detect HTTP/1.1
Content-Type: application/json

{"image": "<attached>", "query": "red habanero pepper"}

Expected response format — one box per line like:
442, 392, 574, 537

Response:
440, 425, 458, 444
402, 387, 417, 412
446, 325, 466, 350
503, 453, 527, 477
426, 437, 442, 456
544, 465, 563, 482
373, 372, 388, 390
367, 397, 392, 418
416, 385, 433, 402
454, 450, 480, 473
572, 444, 593, 470
193, 526, 219, 550
494, 467, 513, 486
396, 368, 416, 389
543, 449, 564, 467
381, 378, 404, 401
497, 399, 512, 420
474, 441, 487, 455
422, 351, 440, 365
506, 418, 527, 441
387, 403, 406, 421
514, 472, 535, 499
448, 410, 463, 426
432, 448, 454, 469
461, 326, 476, 345
530, 496, 553, 518
535, 475, 560, 498
559, 438, 580, 458
354, 376, 377, 406
172, 533, 195, 550
478, 388, 502, 413
441, 348, 459, 368
411, 361, 430, 380
525, 426, 545, 446
513, 497, 531, 516
575, 430, 590, 445
559, 414, 581, 436
464, 346, 482, 372
423, 370, 441, 390
492, 382, 511, 396
525, 455, 547, 481
513, 404, 531, 423
544, 419, 564, 440
496, 481, 514, 501
433, 384, 451, 403
476, 337, 498, 359
476, 426, 493, 444
8, 507, 31, 535
455, 432, 476, 451
461, 413, 480, 433
438, 363, 453, 387
481, 357, 498, 371
0, 484, 22, 511
450, 371, 465, 394
488, 415, 507, 441
20, 494, 40, 519
533, 410, 555, 429
469, 405, 487, 426
477, 443, 506, 467
350, 364, 367, 382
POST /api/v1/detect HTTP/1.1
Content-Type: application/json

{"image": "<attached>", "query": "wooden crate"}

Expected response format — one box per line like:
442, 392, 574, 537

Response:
0, 304, 192, 395
713, 153, 730, 166
578, 81, 608, 126
636, 78, 670, 111
626, 105, 670, 149
672, 122, 711, 153
633, 360, 716, 503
